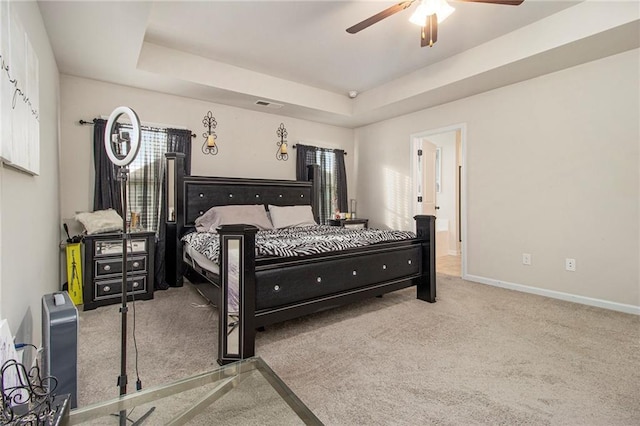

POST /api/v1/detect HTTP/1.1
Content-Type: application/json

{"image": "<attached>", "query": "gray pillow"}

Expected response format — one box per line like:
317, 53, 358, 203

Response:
268, 205, 317, 228
195, 204, 273, 232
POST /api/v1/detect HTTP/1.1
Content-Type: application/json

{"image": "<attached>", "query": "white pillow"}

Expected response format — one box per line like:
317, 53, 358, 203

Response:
75, 209, 123, 235
268, 205, 317, 228
195, 204, 273, 233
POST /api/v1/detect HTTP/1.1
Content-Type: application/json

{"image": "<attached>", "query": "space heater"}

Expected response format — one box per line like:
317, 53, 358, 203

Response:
42, 291, 78, 408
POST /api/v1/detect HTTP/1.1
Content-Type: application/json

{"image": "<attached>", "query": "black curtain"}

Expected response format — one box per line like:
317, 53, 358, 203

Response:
167, 129, 192, 175
155, 128, 192, 290
296, 144, 348, 224
335, 150, 348, 212
295, 144, 315, 181
92, 119, 123, 214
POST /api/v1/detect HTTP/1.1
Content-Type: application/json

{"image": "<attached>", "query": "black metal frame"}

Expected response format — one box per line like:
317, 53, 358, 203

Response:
164, 153, 436, 364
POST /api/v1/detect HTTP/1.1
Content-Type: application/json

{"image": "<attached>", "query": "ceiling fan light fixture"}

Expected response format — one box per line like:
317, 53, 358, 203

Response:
409, 0, 455, 26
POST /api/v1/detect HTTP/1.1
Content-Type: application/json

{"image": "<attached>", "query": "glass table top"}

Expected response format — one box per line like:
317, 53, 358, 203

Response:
68, 357, 321, 425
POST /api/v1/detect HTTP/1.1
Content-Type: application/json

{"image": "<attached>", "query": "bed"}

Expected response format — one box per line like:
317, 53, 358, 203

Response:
164, 153, 436, 364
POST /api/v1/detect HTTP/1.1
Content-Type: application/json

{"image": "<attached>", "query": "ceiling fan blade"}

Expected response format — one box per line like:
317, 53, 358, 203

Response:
346, 0, 416, 34
420, 14, 438, 47
455, 0, 524, 5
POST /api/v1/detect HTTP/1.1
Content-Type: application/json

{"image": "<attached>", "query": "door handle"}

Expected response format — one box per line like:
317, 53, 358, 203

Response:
435, 206, 440, 210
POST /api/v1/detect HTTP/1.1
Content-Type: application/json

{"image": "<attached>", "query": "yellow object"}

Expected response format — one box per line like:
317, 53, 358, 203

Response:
66, 243, 83, 305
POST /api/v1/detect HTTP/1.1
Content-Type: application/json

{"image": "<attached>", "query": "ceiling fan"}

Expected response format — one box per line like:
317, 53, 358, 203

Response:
346, 0, 524, 48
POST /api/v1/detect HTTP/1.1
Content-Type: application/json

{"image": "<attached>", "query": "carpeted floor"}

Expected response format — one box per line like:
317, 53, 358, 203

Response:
77, 274, 640, 425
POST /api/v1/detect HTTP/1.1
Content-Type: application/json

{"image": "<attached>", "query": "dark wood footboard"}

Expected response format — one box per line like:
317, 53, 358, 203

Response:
216, 215, 435, 364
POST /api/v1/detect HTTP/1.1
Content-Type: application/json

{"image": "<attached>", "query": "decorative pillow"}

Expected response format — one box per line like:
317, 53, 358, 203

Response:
195, 204, 273, 233
268, 205, 317, 228
75, 209, 123, 235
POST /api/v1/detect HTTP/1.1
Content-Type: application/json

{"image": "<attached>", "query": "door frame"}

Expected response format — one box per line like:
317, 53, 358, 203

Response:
410, 123, 468, 278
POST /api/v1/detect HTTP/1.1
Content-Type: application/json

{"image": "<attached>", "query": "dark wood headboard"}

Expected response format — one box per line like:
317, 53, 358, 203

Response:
182, 176, 317, 227
164, 152, 319, 286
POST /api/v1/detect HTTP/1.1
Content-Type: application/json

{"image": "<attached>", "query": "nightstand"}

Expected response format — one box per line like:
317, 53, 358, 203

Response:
82, 231, 155, 311
328, 218, 369, 229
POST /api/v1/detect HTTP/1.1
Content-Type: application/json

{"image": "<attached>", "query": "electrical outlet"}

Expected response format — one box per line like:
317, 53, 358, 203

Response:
522, 253, 531, 265
565, 258, 576, 271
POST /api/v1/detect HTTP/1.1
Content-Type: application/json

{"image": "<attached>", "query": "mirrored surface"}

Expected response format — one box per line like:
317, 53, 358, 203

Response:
224, 239, 240, 357
166, 157, 176, 222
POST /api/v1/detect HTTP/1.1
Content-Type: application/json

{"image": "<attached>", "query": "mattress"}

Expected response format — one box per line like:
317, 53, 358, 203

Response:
184, 240, 219, 275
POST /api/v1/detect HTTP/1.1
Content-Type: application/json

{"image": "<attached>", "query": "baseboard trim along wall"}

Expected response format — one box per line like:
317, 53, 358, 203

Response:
464, 274, 640, 316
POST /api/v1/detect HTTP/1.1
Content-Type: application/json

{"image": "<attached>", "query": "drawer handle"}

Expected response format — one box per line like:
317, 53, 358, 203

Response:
103, 265, 111, 271
316, 277, 322, 283
132, 261, 140, 268
103, 286, 111, 292
408, 260, 412, 265
382, 264, 387, 270
133, 281, 140, 288
273, 285, 280, 291
352, 270, 357, 276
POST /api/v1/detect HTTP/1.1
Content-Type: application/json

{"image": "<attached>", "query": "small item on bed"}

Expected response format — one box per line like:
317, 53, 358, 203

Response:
268, 204, 317, 228
195, 204, 274, 233
74, 209, 123, 235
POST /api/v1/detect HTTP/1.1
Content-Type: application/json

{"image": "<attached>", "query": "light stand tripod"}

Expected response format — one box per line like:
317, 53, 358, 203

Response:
105, 107, 155, 426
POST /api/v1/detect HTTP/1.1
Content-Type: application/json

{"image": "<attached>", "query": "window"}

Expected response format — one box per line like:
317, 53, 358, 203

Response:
297, 144, 348, 224
119, 124, 168, 232
311, 149, 339, 222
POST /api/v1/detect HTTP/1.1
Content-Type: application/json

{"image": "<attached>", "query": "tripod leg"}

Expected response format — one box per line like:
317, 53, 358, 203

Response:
130, 407, 156, 426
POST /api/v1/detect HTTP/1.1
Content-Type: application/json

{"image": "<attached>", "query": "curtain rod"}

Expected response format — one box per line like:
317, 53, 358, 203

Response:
78, 118, 196, 137
292, 144, 347, 155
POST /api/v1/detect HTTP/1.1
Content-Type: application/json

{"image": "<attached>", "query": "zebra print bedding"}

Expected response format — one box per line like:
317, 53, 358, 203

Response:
182, 225, 416, 264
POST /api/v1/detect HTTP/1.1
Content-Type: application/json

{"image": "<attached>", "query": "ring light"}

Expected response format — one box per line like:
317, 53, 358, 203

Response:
103, 106, 155, 423
104, 106, 141, 167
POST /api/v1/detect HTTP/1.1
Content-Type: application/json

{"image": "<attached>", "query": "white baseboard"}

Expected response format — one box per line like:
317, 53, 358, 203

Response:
463, 274, 640, 315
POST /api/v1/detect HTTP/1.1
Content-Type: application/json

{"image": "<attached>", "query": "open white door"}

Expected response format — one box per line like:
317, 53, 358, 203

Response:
411, 123, 467, 278
415, 139, 437, 216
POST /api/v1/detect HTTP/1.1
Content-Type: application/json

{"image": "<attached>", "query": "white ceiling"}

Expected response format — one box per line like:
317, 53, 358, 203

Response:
38, 0, 639, 128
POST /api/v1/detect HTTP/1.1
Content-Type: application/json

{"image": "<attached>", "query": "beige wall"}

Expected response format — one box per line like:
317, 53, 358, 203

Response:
355, 49, 639, 310
0, 1, 60, 344
59, 75, 355, 221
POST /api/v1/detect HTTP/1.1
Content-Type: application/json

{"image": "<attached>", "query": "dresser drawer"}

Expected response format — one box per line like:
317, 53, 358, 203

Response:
343, 222, 367, 229
95, 276, 147, 300
94, 238, 149, 256
95, 256, 147, 277
328, 218, 368, 229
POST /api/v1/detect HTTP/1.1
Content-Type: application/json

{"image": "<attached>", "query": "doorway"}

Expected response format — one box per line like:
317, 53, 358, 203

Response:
410, 124, 466, 278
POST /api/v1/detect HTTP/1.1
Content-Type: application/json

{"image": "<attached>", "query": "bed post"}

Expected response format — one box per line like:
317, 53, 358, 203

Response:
414, 215, 436, 302
307, 164, 320, 223
165, 152, 185, 287
217, 224, 258, 365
